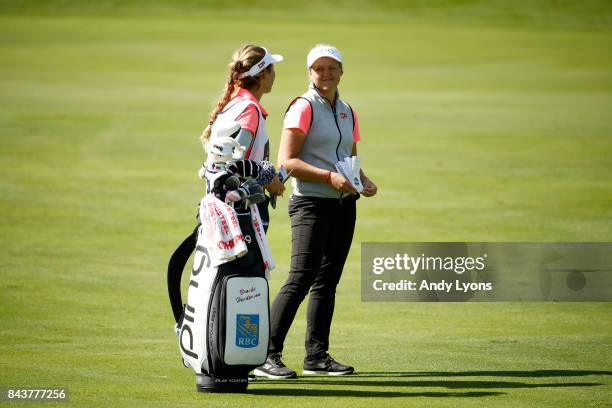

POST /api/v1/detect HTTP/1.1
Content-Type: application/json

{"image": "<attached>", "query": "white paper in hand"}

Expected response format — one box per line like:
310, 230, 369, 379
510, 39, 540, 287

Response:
334, 156, 363, 193
350, 156, 363, 192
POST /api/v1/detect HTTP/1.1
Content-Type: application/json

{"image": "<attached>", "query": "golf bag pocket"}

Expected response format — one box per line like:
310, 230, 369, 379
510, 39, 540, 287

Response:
224, 276, 269, 364
208, 275, 269, 372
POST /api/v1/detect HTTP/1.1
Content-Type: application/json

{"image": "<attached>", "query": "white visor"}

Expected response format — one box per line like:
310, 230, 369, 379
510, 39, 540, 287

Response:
307, 45, 343, 68
239, 48, 284, 78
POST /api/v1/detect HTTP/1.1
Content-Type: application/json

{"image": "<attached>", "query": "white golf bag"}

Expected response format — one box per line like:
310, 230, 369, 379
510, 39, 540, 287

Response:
178, 198, 270, 392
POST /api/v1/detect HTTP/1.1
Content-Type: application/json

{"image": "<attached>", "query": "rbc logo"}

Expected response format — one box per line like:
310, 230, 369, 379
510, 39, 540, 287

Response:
236, 314, 259, 348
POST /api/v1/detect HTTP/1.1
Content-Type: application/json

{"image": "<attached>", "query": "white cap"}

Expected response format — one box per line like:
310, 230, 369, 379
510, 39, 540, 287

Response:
239, 48, 284, 78
307, 45, 343, 68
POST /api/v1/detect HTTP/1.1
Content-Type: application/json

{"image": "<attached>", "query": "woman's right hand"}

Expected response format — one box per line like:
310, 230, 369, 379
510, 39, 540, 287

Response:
329, 172, 358, 194
265, 174, 285, 196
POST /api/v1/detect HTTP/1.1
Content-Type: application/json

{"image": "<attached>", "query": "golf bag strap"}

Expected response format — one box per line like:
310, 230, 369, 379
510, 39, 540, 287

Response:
167, 227, 198, 323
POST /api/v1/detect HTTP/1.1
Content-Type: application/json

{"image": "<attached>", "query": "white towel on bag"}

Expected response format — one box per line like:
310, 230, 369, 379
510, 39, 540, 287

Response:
199, 195, 247, 266
250, 203, 275, 279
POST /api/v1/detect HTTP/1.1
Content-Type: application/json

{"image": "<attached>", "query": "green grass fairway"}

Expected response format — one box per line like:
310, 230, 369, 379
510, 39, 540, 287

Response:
1, 1, 612, 407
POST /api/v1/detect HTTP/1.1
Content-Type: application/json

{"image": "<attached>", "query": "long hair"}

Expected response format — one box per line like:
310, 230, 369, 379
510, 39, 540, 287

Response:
201, 45, 269, 142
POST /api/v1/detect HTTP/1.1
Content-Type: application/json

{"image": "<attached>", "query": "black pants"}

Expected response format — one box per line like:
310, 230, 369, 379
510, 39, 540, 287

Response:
269, 194, 357, 358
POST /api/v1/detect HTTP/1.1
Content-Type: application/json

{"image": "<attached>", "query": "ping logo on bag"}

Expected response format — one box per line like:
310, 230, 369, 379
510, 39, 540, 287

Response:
236, 314, 259, 348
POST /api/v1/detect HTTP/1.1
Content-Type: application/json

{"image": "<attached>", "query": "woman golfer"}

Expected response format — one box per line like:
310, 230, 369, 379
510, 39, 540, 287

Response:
255, 44, 377, 378
201, 44, 285, 211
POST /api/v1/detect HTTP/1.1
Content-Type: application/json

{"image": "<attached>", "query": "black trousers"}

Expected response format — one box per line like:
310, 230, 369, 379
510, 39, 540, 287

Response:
269, 194, 357, 358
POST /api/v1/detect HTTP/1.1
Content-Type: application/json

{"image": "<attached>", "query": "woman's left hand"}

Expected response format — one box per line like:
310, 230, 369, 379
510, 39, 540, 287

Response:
361, 177, 377, 197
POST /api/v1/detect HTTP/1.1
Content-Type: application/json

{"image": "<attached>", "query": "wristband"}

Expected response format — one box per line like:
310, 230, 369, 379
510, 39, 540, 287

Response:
325, 170, 332, 185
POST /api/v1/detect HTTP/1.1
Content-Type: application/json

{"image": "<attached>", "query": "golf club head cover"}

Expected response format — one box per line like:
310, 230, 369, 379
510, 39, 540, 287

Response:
223, 175, 241, 191
237, 179, 266, 207
256, 161, 276, 186
226, 160, 260, 180
207, 172, 237, 200
223, 176, 242, 203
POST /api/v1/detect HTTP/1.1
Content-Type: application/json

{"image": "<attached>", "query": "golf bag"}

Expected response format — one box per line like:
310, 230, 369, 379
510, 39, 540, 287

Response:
168, 198, 270, 392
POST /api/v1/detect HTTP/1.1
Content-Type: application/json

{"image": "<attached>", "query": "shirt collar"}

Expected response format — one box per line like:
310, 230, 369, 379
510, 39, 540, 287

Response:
234, 88, 268, 118
309, 82, 340, 106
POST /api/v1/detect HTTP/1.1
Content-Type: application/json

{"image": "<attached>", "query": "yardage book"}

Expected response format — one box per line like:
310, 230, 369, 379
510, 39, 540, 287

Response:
335, 156, 363, 193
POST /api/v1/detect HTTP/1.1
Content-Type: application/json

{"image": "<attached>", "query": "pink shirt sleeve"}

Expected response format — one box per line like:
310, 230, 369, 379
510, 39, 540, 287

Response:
351, 107, 361, 142
283, 98, 312, 134
234, 104, 259, 134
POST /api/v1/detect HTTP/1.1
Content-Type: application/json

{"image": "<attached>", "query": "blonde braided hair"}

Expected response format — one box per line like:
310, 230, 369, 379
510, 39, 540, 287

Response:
201, 45, 269, 141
